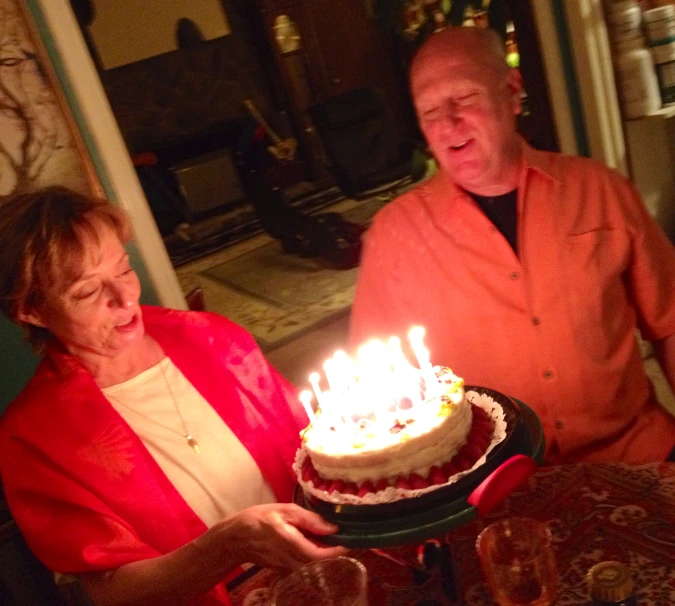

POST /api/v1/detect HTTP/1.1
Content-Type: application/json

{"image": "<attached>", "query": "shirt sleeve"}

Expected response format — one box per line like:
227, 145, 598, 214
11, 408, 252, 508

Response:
621, 177, 675, 342
1, 434, 161, 575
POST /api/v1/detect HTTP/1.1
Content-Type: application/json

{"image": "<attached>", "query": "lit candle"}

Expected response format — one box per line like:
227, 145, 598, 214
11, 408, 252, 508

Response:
388, 336, 422, 408
408, 327, 430, 370
333, 350, 357, 394
321, 359, 355, 429
356, 339, 398, 421
310, 372, 338, 430
299, 390, 317, 424
309, 372, 326, 410
388, 337, 410, 374
335, 350, 363, 419
323, 359, 342, 394
408, 326, 438, 395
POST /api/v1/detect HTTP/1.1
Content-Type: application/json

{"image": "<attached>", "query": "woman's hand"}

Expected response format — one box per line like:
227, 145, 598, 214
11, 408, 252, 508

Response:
79, 503, 346, 605
221, 503, 348, 569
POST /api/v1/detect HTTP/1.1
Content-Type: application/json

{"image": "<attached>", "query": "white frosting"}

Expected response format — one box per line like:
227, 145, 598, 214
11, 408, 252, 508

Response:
295, 391, 507, 506
301, 367, 470, 484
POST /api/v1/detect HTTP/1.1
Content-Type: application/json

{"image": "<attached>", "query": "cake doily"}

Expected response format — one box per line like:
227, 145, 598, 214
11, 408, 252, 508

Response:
294, 391, 507, 505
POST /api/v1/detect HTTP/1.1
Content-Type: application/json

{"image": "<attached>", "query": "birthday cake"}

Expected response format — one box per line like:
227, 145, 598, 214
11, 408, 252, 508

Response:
294, 329, 503, 505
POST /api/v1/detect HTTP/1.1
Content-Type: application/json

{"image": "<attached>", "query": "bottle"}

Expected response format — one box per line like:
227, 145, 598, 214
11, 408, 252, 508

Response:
642, 5, 675, 47
586, 561, 637, 606
608, 1, 643, 39
613, 33, 662, 117
431, 9, 447, 33
651, 41, 675, 104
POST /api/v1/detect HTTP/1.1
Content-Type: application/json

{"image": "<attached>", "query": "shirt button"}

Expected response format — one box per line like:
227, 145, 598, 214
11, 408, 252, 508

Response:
510, 271, 520, 280
543, 370, 553, 379
554, 420, 564, 430
533, 317, 541, 326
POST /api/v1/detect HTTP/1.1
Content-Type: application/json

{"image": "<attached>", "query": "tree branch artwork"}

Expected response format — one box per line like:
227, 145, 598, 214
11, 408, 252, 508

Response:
0, 0, 66, 196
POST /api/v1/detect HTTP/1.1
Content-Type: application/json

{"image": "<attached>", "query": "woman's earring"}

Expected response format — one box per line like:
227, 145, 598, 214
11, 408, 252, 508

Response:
17, 309, 45, 327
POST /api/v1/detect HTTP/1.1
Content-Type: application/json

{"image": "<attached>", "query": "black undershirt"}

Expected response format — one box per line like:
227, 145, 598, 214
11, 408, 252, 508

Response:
465, 189, 518, 256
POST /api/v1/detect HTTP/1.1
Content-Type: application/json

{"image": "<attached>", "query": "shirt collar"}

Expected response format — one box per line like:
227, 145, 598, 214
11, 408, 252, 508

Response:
520, 138, 561, 185
423, 136, 560, 202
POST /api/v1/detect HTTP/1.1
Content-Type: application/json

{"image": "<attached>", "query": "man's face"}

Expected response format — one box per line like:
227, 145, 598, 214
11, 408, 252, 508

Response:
412, 48, 523, 195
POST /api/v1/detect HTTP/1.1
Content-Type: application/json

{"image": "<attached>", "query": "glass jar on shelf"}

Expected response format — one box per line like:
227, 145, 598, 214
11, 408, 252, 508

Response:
613, 33, 662, 117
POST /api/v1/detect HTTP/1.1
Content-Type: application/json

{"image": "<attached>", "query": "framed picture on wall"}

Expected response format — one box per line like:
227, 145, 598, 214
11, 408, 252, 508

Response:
0, 0, 102, 198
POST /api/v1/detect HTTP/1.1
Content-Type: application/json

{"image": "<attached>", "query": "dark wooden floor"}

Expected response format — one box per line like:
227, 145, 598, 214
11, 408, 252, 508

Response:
265, 314, 351, 387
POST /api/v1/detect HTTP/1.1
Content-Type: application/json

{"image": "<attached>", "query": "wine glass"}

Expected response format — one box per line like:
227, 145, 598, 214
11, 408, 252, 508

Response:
476, 517, 558, 606
271, 556, 368, 606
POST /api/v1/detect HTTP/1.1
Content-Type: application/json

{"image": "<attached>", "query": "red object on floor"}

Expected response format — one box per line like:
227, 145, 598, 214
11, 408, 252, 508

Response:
131, 151, 158, 167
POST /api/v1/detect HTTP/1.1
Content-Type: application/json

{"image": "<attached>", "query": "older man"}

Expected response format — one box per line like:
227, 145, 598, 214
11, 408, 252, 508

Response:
350, 27, 675, 464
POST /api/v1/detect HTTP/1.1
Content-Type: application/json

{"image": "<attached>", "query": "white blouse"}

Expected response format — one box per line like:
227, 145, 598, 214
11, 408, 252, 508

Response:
103, 357, 276, 527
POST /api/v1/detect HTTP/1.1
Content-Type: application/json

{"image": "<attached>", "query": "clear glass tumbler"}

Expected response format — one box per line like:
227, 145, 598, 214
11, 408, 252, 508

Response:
476, 517, 558, 606
271, 556, 368, 606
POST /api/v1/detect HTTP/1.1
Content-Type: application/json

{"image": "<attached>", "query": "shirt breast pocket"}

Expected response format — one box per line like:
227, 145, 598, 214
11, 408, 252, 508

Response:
563, 228, 632, 360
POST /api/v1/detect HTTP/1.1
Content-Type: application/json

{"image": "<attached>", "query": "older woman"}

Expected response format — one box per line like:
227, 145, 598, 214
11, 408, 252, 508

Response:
0, 187, 344, 605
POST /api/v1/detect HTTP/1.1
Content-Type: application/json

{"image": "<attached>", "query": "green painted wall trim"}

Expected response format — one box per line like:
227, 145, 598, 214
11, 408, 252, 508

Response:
25, 0, 159, 306
0, 319, 38, 414
552, 1, 590, 158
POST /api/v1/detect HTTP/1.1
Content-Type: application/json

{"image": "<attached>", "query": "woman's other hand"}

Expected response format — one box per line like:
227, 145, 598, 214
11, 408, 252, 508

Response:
77, 504, 346, 606
221, 503, 348, 569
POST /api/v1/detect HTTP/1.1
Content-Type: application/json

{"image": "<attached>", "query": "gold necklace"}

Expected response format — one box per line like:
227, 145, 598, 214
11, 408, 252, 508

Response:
157, 358, 200, 454
109, 358, 200, 454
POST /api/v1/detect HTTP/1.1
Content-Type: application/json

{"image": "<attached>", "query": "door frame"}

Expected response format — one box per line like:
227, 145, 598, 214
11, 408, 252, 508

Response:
25, 0, 187, 309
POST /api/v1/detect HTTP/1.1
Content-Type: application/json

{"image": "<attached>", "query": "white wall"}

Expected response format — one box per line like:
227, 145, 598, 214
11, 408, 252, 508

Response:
88, 0, 231, 69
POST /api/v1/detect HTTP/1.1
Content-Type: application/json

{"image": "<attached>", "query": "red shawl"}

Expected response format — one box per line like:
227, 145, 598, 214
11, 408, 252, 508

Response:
0, 306, 306, 605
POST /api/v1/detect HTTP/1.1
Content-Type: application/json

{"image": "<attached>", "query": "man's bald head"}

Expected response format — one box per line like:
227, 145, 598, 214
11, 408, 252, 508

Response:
408, 27, 523, 196
411, 27, 508, 87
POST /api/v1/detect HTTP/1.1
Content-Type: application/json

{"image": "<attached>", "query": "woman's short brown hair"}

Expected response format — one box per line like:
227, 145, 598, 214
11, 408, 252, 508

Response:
0, 186, 132, 353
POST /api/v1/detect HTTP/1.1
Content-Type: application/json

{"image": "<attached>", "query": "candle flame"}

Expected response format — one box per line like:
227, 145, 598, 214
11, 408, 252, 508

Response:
304, 327, 441, 433
408, 325, 426, 341
299, 390, 316, 424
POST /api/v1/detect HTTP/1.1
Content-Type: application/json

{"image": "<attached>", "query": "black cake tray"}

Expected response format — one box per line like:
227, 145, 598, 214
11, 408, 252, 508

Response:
295, 387, 545, 547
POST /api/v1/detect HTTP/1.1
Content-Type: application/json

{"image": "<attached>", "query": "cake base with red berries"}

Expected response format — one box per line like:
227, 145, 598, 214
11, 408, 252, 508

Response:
295, 368, 501, 505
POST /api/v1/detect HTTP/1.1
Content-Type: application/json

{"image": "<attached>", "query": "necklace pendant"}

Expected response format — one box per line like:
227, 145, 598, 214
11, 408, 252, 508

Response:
186, 435, 200, 454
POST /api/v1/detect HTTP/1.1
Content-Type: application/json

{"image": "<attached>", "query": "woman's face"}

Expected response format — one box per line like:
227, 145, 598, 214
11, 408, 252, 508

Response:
21, 220, 144, 361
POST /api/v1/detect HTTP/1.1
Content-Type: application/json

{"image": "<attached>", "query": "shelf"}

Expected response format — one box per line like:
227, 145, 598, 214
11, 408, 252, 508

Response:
626, 105, 675, 121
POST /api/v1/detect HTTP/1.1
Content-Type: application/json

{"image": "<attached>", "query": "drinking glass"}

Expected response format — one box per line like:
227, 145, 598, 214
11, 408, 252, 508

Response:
271, 556, 368, 606
476, 517, 558, 606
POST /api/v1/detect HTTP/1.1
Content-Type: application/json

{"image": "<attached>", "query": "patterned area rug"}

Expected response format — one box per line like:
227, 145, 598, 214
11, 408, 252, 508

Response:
228, 463, 675, 606
200, 195, 390, 351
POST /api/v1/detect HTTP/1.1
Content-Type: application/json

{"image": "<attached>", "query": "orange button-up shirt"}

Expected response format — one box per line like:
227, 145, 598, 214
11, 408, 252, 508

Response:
351, 143, 675, 464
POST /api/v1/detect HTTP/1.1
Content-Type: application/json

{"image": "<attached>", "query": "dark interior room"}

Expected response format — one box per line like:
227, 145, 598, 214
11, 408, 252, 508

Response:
71, 0, 557, 268
2, 1, 675, 604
